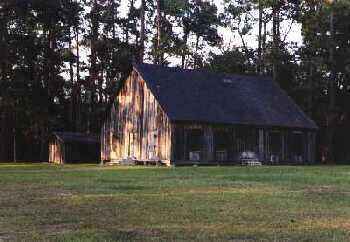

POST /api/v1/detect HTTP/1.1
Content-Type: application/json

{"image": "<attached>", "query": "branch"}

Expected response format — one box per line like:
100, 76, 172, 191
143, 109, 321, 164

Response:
237, 17, 249, 55
282, 19, 295, 43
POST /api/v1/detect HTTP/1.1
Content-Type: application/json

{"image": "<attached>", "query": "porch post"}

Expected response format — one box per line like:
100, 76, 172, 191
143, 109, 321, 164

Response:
170, 124, 176, 162
307, 131, 316, 164
258, 129, 264, 162
183, 128, 188, 160
282, 131, 286, 162
204, 126, 214, 162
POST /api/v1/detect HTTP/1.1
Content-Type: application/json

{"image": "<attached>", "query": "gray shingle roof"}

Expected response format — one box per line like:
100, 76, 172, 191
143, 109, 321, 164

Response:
134, 63, 318, 130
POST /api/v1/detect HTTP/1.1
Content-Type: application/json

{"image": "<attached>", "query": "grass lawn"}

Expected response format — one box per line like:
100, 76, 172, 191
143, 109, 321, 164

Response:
1, 164, 350, 241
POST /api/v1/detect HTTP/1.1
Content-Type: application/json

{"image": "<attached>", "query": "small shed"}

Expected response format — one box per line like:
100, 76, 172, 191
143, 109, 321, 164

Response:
49, 132, 100, 164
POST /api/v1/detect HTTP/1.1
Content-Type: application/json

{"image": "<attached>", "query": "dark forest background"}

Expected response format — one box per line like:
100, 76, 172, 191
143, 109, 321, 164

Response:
1, 0, 350, 163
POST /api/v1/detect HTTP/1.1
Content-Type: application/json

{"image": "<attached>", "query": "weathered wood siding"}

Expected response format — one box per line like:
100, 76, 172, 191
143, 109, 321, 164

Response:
49, 139, 62, 164
101, 69, 172, 163
101, 119, 111, 161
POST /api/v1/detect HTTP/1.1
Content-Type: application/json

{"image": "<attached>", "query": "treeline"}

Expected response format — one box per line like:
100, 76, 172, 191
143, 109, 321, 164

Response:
0, 0, 350, 162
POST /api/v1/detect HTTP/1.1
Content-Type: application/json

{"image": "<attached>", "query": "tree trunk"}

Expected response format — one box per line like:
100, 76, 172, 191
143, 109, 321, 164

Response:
194, 35, 200, 68
257, 0, 263, 74
41, 27, 56, 161
126, 0, 135, 44
181, 30, 189, 69
111, 0, 116, 39
75, 25, 81, 132
155, 0, 161, 64
329, 6, 336, 113
308, 62, 314, 117
91, 0, 98, 82
272, 3, 281, 82
0, 11, 9, 82
89, 0, 99, 133
69, 29, 75, 131
139, 0, 146, 62
327, 1, 337, 163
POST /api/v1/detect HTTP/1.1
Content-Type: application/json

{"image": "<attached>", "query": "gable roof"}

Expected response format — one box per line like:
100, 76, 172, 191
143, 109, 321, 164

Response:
133, 63, 317, 130
53, 132, 99, 144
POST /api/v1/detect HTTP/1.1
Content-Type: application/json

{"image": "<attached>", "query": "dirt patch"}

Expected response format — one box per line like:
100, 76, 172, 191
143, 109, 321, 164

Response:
304, 185, 350, 196
0, 233, 13, 241
228, 236, 258, 242
105, 228, 163, 240
163, 184, 280, 196
40, 223, 79, 236
298, 217, 350, 231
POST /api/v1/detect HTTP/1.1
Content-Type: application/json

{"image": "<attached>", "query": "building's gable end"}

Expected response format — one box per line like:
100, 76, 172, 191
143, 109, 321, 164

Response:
133, 66, 173, 123
102, 69, 172, 164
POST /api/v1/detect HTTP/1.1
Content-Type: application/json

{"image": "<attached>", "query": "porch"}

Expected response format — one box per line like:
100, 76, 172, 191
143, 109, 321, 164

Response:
172, 124, 316, 165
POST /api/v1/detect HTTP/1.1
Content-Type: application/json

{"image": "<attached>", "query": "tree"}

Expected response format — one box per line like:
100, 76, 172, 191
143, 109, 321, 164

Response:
299, 0, 350, 162
0, 0, 81, 160
176, 0, 222, 68
206, 48, 257, 74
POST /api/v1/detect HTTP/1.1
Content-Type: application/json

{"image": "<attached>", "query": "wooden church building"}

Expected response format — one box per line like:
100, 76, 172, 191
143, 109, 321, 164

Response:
101, 63, 317, 166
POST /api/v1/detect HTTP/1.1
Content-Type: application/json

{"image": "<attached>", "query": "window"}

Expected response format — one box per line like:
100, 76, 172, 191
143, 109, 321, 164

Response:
270, 131, 282, 155
235, 128, 258, 153
187, 129, 203, 161
291, 132, 304, 156
214, 130, 230, 161
188, 129, 203, 151
269, 131, 282, 163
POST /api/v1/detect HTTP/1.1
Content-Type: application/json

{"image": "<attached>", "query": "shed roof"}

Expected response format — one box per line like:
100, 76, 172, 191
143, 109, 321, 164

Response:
134, 63, 318, 130
53, 132, 99, 144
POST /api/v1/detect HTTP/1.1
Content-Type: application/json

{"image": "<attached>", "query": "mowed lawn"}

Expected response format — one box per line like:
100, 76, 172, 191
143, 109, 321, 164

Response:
1, 164, 350, 241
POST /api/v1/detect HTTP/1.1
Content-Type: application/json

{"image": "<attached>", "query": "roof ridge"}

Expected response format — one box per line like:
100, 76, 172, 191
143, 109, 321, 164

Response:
134, 62, 273, 81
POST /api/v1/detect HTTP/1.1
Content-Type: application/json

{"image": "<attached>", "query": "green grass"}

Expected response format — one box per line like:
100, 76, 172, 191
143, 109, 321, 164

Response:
1, 163, 350, 241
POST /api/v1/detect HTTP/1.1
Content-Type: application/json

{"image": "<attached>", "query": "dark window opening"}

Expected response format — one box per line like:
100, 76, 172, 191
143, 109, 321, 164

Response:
187, 129, 203, 161
214, 130, 230, 161
174, 127, 184, 160
269, 131, 282, 163
235, 128, 258, 154
289, 132, 304, 162
270, 131, 282, 154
